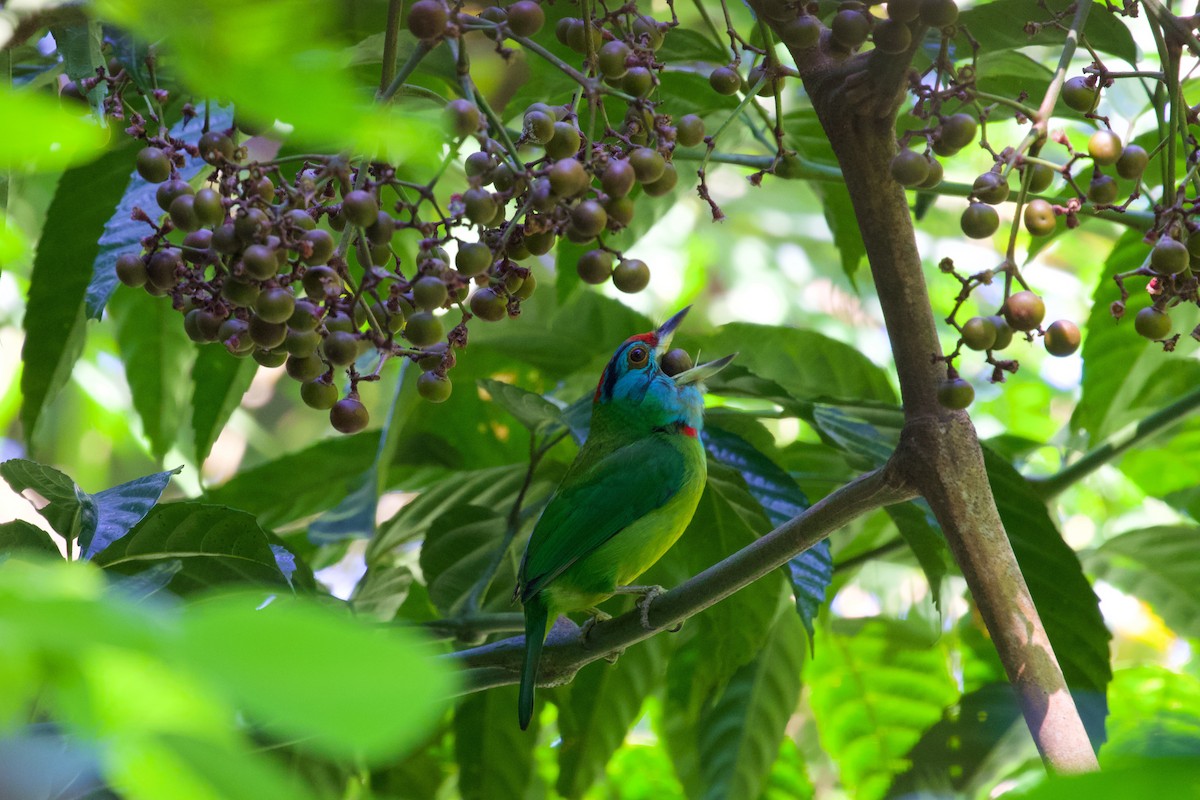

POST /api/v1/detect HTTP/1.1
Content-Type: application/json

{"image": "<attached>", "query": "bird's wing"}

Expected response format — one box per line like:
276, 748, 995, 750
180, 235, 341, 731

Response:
518, 435, 689, 601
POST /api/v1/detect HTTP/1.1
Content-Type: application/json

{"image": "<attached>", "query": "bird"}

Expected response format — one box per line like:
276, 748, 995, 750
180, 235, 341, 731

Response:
514, 306, 734, 729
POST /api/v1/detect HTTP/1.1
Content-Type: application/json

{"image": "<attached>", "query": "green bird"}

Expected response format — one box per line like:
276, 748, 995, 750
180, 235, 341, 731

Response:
515, 307, 734, 729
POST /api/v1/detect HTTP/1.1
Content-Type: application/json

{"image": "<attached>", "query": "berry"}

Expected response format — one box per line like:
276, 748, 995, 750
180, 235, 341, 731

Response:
605, 196, 635, 228
456, 242, 492, 275
302, 229, 336, 266
961, 316, 997, 351
577, 250, 613, 284
780, 14, 821, 48
222, 278, 260, 307
523, 229, 555, 256
255, 287, 296, 324
917, 157, 944, 189
506, 0, 544, 36
1116, 144, 1148, 181
136, 147, 171, 183
234, 208, 270, 242
147, 249, 182, 291
198, 131, 234, 164
599, 41, 631, 79
241, 243, 278, 280
523, 109, 555, 144
661, 349, 693, 377
248, 316, 288, 349
676, 115, 705, 148
184, 309, 222, 343
643, 164, 678, 197
1134, 307, 1172, 340
622, 67, 654, 98
301, 379, 338, 410
330, 398, 370, 434
286, 354, 325, 382
302, 265, 341, 298
961, 202, 999, 239
548, 158, 588, 196
919, 0, 958, 26
408, 0, 448, 39
115, 253, 148, 288
601, 159, 636, 197
1088, 130, 1122, 165
418, 371, 453, 402
888, 0, 921, 21
322, 330, 360, 366
1002, 290, 1046, 332
289, 300, 322, 331
1061, 77, 1097, 113
746, 64, 782, 97
939, 113, 977, 150
988, 316, 1014, 350
156, 179, 192, 213
937, 377, 974, 410
413, 275, 449, 310
632, 15, 665, 50
709, 66, 741, 96
284, 327, 321, 357
831, 9, 871, 48
1043, 320, 1081, 357
253, 349, 288, 368
571, 199, 608, 237
470, 287, 507, 321
972, 172, 1009, 204
1087, 174, 1118, 205
1024, 199, 1056, 236
341, 190, 379, 228
1150, 237, 1189, 275
193, 188, 224, 227
890, 150, 930, 187
629, 148, 666, 183
1026, 163, 1056, 193
872, 18, 911, 54
405, 311, 444, 345
514, 272, 537, 299
612, 258, 650, 293
545, 122, 582, 160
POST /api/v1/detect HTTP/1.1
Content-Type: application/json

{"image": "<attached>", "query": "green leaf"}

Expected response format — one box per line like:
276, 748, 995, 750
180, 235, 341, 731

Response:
454, 685, 536, 800
956, 0, 1138, 64
657, 71, 739, 116
418, 505, 508, 614
888, 683, 1025, 797
0, 85, 107, 170
984, 447, 1111, 744
205, 432, 381, 529
82, 466, 181, 559
1008, 758, 1200, 799
478, 378, 566, 434
92, 503, 289, 593
108, 285, 195, 461
1104, 666, 1200, 764
0, 459, 93, 540
350, 565, 415, 621
656, 27, 729, 64
179, 592, 456, 762
557, 635, 669, 799
813, 182, 866, 285
708, 325, 897, 409
0, 520, 60, 556
884, 501, 951, 607
703, 421, 829, 640
975, 51, 1053, 116
50, 20, 107, 117
696, 610, 807, 800
86, 104, 235, 319
20, 143, 136, 445
806, 618, 958, 800
121, 734, 321, 800
1085, 525, 1200, 639
190, 345, 257, 466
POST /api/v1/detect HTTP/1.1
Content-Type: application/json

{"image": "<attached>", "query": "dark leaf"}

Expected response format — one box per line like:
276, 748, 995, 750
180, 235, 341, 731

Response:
191, 345, 258, 466
957, 0, 1138, 64
478, 378, 566, 434
0, 459, 92, 540
82, 465, 181, 559
0, 520, 60, 556
454, 685, 536, 799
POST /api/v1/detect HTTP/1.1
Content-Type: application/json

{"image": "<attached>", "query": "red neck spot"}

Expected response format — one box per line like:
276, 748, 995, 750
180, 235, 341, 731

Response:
680, 424, 698, 438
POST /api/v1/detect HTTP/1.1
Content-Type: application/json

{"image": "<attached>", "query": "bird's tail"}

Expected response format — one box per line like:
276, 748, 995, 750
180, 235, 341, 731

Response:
518, 594, 549, 730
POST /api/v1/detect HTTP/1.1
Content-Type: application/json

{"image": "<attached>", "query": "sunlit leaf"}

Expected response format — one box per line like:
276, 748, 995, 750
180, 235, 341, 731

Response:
83, 466, 181, 559
0, 85, 107, 170
190, 346, 257, 466
1086, 525, 1200, 639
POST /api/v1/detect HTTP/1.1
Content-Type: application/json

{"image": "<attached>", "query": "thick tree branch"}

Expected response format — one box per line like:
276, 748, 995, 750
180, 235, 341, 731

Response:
448, 465, 914, 693
750, 11, 1100, 773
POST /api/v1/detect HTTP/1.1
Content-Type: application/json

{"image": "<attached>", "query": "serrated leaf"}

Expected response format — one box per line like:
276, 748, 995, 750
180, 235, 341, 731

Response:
191, 344, 257, 466
85, 103, 235, 318
696, 610, 807, 800
478, 378, 565, 434
707, 325, 896, 411
82, 465, 181, 559
806, 618, 958, 800
984, 447, 1111, 745
92, 503, 289, 594
0, 520, 60, 556
810, 403, 897, 467
20, 143, 136, 445
454, 685, 536, 800
0, 459, 93, 541
205, 432, 381, 529
418, 504, 507, 614
703, 421, 829, 640
957, 0, 1138, 64
1085, 525, 1200, 639
107, 285, 195, 461
557, 635, 669, 799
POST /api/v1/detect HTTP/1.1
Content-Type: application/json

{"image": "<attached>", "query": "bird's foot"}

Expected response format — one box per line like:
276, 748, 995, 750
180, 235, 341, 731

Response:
612, 584, 669, 631
579, 608, 612, 648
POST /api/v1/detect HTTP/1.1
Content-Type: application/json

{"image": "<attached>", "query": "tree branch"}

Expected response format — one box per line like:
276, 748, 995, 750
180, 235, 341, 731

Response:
750, 8, 1100, 774
449, 465, 914, 693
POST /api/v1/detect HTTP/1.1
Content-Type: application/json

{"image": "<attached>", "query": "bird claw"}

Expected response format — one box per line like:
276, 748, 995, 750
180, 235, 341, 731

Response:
579, 608, 612, 648
634, 585, 664, 630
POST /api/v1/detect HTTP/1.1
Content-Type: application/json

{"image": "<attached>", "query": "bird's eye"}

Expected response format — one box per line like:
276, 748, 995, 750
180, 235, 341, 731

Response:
627, 345, 649, 367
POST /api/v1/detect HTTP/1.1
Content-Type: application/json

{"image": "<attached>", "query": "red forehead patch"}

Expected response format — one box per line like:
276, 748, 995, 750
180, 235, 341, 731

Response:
626, 332, 658, 347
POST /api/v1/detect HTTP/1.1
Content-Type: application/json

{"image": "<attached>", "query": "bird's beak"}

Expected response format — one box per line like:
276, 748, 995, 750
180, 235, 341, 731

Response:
654, 306, 691, 354
671, 352, 737, 386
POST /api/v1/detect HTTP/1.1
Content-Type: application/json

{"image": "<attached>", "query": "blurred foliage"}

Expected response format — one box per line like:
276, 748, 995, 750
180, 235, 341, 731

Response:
2, 0, 1199, 797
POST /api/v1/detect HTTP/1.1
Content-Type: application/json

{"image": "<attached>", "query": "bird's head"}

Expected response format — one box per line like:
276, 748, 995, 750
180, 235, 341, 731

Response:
592, 306, 735, 434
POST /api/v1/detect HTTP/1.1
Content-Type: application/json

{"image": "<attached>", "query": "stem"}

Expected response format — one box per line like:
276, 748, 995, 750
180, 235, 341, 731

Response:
451, 466, 913, 690
1030, 385, 1200, 499
379, 41, 434, 102
379, 0, 405, 94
